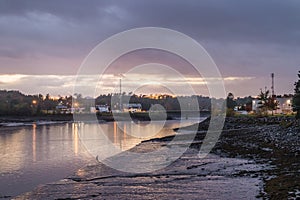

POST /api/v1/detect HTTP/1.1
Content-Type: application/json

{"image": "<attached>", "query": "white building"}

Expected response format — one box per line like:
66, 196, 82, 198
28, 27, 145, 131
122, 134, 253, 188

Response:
123, 103, 142, 113
252, 96, 293, 114
95, 105, 110, 113
70, 107, 85, 113
56, 104, 68, 113
252, 99, 260, 113
276, 97, 293, 114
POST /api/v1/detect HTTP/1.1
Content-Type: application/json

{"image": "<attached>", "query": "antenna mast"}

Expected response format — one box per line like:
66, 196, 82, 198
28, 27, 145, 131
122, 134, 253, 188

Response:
271, 73, 275, 96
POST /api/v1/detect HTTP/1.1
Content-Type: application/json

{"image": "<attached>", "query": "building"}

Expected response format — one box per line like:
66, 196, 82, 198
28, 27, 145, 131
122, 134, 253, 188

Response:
123, 103, 142, 113
276, 96, 293, 114
95, 105, 110, 113
70, 107, 85, 113
251, 95, 293, 115
252, 99, 260, 113
55, 104, 68, 114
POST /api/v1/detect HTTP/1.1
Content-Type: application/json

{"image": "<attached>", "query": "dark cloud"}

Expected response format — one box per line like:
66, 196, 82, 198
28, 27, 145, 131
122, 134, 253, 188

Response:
1, 0, 300, 45
0, 0, 299, 96
111, 0, 300, 45
0, 0, 110, 19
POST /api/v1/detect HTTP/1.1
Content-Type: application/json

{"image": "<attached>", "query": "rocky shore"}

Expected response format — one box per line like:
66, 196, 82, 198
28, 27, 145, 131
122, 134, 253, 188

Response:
14, 116, 300, 199
186, 116, 300, 199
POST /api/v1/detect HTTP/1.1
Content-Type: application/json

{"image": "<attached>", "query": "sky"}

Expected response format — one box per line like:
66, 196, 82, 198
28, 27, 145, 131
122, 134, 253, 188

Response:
0, 0, 300, 98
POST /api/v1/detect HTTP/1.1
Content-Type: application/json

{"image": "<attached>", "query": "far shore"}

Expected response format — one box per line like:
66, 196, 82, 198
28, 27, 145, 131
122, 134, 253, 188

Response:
0, 111, 209, 124
0, 114, 74, 123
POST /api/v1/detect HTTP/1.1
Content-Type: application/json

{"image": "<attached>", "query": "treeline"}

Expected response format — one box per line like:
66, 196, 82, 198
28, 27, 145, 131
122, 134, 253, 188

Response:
94, 94, 212, 111
0, 90, 213, 116
0, 90, 255, 116
0, 90, 72, 116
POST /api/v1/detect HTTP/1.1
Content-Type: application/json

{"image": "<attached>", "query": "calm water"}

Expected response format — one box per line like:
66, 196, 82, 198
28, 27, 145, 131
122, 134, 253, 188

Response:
0, 119, 202, 198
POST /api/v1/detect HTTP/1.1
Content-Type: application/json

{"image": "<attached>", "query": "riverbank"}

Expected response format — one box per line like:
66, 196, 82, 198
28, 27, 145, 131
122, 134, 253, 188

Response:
0, 114, 74, 123
183, 116, 300, 199
14, 116, 300, 199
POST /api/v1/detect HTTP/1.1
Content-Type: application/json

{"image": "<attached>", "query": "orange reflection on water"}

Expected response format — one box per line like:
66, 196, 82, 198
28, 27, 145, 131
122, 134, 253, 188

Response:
72, 123, 79, 156
123, 123, 127, 139
113, 122, 128, 150
32, 123, 36, 162
113, 121, 117, 144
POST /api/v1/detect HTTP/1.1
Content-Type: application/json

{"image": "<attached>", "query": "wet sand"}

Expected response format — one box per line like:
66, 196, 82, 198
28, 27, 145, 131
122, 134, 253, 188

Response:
14, 149, 263, 200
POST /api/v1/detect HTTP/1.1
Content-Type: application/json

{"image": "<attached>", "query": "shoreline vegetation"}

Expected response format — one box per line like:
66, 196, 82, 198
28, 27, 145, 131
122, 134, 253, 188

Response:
14, 115, 300, 199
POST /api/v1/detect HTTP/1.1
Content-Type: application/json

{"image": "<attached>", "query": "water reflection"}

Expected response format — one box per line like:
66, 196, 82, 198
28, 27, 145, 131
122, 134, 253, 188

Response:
0, 123, 89, 197
0, 119, 203, 197
32, 124, 36, 162
0, 129, 26, 173
72, 123, 79, 156
79, 120, 202, 161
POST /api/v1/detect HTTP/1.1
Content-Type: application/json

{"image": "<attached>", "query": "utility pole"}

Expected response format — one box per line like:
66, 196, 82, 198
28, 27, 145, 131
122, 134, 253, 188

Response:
271, 73, 275, 97
118, 74, 124, 112
265, 86, 267, 94
119, 77, 122, 95
119, 77, 122, 111
271, 73, 275, 115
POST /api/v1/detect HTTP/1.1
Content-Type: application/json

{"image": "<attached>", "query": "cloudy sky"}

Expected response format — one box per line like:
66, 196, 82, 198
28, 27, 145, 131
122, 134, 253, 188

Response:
0, 0, 300, 97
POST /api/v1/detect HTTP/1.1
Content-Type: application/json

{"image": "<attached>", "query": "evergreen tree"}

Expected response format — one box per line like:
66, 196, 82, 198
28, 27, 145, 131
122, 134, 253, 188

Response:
226, 92, 236, 116
226, 92, 236, 109
257, 89, 278, 115
257, 90, 269, 115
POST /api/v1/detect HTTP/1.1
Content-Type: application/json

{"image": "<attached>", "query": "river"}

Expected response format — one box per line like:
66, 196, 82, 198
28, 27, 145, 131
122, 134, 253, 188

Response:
0, 119, 202, 198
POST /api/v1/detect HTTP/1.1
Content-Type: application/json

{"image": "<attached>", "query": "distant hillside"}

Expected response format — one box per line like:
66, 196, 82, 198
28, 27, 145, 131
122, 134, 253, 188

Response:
0, 90, 35, 115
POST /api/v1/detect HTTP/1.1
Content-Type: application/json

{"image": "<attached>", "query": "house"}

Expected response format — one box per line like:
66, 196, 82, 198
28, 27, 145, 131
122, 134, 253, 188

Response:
71, 107, 85, 113
56, 104, 68, 114
252, 98, 260, 113
95, 105, 110, 113
123, 103, 142, 113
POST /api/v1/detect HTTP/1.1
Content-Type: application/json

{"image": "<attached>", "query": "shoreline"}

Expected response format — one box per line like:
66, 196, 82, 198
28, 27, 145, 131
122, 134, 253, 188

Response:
0, 114, 74, 124
178, 116, 300, 199
13, 116, 300, 199
0, 111, 209, 124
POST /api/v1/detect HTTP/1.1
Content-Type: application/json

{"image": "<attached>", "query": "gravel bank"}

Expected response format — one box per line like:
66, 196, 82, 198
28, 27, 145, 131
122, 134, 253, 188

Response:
186, 116, 300, 199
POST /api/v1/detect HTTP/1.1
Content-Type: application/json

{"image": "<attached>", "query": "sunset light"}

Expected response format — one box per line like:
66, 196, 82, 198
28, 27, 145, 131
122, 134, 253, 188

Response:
0, 1, 299, 199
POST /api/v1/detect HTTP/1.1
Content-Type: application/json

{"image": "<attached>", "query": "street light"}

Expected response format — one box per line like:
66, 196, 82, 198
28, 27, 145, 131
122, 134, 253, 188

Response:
31, 100, 37, 115
118, 74, 125, 111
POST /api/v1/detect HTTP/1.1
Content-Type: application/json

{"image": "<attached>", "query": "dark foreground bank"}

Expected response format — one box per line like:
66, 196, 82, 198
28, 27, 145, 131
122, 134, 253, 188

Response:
185, 116, 300, 199
14, 116, 300, 200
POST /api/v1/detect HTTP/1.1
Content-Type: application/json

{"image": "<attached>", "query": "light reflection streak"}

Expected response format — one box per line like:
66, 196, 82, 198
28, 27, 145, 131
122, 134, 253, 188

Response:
32, 123, 36, 162
122, 123, 127, 150
72, 123, 79, 156
113, 121, 117, 145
